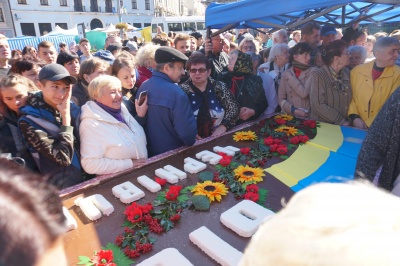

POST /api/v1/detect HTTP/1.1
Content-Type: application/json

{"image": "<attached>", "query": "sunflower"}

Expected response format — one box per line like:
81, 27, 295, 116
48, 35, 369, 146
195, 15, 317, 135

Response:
275, 126, 298, 136
191, 181, 229, 202
234, 165, 265, 183
233, 130, 257, 142
275, 114, 294, 121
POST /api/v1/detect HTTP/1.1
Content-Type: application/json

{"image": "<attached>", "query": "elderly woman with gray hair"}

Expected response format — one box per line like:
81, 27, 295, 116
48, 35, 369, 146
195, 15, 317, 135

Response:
135, 43, 158, 88
79, 75, 147, 175
348, 45, 367, 70
258, 43, 290, 94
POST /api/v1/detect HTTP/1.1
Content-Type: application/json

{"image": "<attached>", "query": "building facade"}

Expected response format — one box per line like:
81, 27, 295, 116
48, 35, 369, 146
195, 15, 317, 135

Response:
0, 0, 15, 37
10, 0, 155, 37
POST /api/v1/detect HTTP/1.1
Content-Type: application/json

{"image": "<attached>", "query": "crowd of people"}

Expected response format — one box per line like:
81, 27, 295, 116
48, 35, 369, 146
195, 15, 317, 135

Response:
0, 22, 399, 192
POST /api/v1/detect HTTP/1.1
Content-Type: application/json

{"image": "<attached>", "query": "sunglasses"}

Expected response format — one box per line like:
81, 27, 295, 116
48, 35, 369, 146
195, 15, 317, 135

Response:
189, 68, 207, 74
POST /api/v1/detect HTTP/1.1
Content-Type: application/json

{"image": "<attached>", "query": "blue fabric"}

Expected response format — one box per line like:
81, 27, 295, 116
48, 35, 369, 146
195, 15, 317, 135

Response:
205, 1, 400, 30
136, 71, 197, 157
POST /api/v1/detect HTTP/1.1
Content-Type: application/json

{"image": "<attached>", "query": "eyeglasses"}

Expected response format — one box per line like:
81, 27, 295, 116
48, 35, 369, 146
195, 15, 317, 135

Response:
189, 68, 207, 74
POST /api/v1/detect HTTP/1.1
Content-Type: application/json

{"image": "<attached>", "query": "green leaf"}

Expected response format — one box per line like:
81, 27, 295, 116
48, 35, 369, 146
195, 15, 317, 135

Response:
259, 143, 269, 152
199, 171, 214, 181
148, 236, 157, 244
181, 185, 195, 194
102, 243, 134, 266
257, 188, 269, 206
160, 218, 174, 231
121, 239, 129, 248
191, 195, 210, 211
177, 194, 189, 203
77, 256, 93, 265
280, 155, 289, 159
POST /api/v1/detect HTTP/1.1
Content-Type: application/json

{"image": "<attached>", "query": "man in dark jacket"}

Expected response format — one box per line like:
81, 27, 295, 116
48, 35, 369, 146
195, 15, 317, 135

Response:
136, 47, 197, 157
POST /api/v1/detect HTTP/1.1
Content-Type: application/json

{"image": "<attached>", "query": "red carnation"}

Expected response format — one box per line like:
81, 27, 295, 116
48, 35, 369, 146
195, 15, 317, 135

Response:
277, 145, 288, 155
290, 136, 300, 145
246, 184, 259, 193
240, 147, 251, 155
124, 203, 143, 223
304, 120, 316, 128
244, 192, 259, 202
264, 137, 274, 146
155, 177, 167, 186
139, 203, 153, 214
301, 135, 309, 143
219, 157, 231, 167
269, 144, 278, 152
166, 186, 182, 201
275, 118, 286, 125
273, 138, 282, 144
170, 213, 181, 222
92, 250, 114, 266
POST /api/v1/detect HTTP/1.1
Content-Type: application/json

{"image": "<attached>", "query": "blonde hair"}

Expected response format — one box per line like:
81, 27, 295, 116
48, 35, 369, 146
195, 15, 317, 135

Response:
0, 74, 38, 92
136, 43, 158, 67
240, 181, 400, 266
88, 75, 121, 100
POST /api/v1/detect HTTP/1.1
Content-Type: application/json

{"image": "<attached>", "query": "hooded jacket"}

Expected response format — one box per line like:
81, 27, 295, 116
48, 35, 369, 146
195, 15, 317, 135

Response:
79, 101, 147, 175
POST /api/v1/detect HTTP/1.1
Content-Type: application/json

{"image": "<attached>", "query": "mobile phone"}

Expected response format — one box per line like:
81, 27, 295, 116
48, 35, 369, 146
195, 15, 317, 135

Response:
138, 91, 147, 106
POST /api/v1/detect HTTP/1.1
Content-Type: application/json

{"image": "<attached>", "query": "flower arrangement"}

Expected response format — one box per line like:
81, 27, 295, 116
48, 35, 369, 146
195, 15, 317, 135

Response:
191, 180, 228, 202
115, 22, 129, 31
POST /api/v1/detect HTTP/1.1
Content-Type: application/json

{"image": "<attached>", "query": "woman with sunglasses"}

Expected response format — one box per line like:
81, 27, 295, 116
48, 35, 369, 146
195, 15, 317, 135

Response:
180, 52, 239, 139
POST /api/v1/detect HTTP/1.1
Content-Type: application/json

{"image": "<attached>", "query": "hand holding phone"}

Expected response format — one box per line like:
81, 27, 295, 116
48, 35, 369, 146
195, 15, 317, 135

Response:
138, 91, 147, 106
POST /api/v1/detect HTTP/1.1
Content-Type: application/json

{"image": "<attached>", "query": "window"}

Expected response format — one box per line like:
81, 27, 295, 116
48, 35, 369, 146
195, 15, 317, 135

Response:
168, 23, 182, 32
133, 23, 141, 28
183, 22, 196, 31
56, 23, 68, 29
90, 0, 99, 12
74, 0, 83, 11
105, 0, 112, 13
196, 22, 205, 31
18, 0, 27, 4
60, 0, 67, 6
39, 23, 52, 36
0, 8, 4, 22
21, 23, 36, 36
40, 0, 49, 5
144, 23, 151, 27
132, 0, 137, 9
145, 0, 150, 10
152, 23, 164, 33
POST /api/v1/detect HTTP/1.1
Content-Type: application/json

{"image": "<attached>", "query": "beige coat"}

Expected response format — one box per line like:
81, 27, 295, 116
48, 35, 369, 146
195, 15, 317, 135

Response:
278, 67, 316, 114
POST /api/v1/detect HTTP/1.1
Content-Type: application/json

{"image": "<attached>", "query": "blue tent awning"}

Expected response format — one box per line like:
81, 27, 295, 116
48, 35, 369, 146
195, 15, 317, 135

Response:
205, 0, 400, 32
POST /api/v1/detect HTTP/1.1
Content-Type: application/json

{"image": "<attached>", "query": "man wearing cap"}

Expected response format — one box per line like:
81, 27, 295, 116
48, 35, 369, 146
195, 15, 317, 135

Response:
79, 38, 93, 63
136, 46, 197, 157
123, 40, 138, 56
18, 64, 84, 189
320, 25, 337, 46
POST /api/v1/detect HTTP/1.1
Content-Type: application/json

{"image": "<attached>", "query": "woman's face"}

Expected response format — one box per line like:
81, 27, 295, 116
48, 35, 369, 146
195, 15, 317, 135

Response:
64, 59, 80, 77
293, 52, 310, 65
97, 86, 122, 109
84, 65, 108, 84
1, 84, 28, 113
365, 41, 374, 54
228, 52, 238, 72
189, 63, 210, 85
117, 66, 136, 89
21, 65, 41, 84
293, 33, 301, 42
349, 51, 363, 69
336, 47, 350, 68
276, 48, 289, 66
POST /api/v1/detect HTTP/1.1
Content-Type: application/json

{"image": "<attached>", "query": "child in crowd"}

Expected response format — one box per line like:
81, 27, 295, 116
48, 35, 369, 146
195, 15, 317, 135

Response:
0, 75, 38, 171
18, 64, 84, 189
10, 55, 46, 85
37, 41, 58, 64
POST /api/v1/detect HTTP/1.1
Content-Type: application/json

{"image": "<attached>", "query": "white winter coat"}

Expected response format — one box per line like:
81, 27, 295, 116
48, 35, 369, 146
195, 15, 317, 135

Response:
79, 101, 147, 175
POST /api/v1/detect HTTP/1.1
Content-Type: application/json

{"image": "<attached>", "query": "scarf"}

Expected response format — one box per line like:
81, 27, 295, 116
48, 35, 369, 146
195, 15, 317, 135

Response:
229, 51, 252, 96
95, 100, 125, 124
189, 80, 214, 138
292, 60, 311, 78
372, 62, 385, 80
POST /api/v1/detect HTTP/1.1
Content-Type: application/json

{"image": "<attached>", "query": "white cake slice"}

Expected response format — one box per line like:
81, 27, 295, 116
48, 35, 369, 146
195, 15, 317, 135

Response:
137, 175, 161, 193
189, 226, 243, 266
112, 181, 145, 203
183, 157, 207, 174
136, 248, 194, 266
87, 194, 114, 216
196, 150, 223, 165
155, 168, 179, 184
220, 200, 275, 237
163, 165, 187, 180
74, 196, 102, 221
213, 146, 236, 156
62, 206, 77, 231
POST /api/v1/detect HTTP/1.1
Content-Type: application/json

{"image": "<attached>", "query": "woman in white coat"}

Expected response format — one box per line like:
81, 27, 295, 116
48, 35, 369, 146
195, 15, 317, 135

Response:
80, 75, 147, 175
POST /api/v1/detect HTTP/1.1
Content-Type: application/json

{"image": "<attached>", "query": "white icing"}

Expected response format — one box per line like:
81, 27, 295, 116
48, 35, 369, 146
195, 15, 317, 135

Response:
112, 181, 145, 203
196, 150, 223, 165
137, 175, 162, 193
189, 226, 243, 266
163, 165, 187, 180
220, 200, 275, 237
62, 206, 77, 231
155, 168, 179, 184
136, 248, 194, 266
213, 146, 237, 156
183, 157, 207, 174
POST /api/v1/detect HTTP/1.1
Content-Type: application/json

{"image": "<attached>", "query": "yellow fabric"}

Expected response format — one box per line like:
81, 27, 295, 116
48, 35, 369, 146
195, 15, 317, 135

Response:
348, 60, 400, 127
308, 122, 343, 152
266, 144, 330, 187
141, 26, 152, 42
